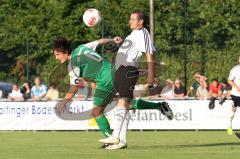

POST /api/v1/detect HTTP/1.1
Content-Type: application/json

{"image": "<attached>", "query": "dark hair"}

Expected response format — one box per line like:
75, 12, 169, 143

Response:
53, 37, 72, 55
212, 78, 218, 82
131, 10, 145, 24
49, 82, 57, 89
222, 78, 228, 84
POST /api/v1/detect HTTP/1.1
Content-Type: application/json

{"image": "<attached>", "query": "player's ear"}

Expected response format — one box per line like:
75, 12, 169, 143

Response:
139, 19, 144, 25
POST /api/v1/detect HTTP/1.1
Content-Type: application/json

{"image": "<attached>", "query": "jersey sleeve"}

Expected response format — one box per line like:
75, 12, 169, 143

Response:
140, 29, 156, 54
68, 61, 80, 85
83, 40, 99, 51
228, 67, 236, 81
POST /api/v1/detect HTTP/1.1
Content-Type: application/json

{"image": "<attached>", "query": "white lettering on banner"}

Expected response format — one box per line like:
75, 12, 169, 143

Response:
0, 100, 239, 130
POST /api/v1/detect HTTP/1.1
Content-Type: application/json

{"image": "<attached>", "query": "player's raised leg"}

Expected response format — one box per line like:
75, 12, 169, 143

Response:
131, 99, 173, 120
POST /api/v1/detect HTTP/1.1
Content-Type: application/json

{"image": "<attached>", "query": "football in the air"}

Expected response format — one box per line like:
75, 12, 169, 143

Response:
83, 8, 101, 27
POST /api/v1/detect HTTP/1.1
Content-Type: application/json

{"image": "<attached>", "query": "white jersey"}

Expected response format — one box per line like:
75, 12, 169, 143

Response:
228, 64, 240, 97
68, 41, 99, 85
116, 28, 156, 69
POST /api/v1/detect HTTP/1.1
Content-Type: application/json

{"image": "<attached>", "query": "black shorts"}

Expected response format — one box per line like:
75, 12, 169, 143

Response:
114, 66, 139, 100
231, 95, 240, 107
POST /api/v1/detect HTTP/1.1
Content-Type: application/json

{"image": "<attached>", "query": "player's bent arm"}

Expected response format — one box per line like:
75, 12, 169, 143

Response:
146, 53, 155, 85
97, 38, 115, 45
64, 84, 79, 102
228, 80, 240, 92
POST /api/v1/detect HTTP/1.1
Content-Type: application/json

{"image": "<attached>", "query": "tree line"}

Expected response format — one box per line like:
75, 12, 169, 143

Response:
1, 0, 240, 87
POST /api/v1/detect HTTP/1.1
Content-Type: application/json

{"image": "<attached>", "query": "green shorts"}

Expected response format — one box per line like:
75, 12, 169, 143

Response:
93, 61, 116, 106
93, 81, 116, 106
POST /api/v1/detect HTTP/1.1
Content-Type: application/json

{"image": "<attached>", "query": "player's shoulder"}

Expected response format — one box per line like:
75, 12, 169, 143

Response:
231, 64, 240, 72
71, 44, 87, 56
132, 28, 150, 36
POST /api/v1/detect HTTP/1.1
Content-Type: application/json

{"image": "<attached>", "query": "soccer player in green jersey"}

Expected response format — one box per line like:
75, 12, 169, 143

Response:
53, 37, 116, 139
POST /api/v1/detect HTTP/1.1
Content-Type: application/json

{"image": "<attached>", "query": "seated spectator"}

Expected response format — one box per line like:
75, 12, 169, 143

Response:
208, 78, 219, 109
174, 79, 186, 98
160, 79, 174, 99
75, 79, 88, 100
196, 78, 209, 99
44, 83, 59, 101
31, 77, 48, 101
20, 82, 31, 101
0, 89, 2, 99
90, 82, 96, 97
187, 72, 207, 97
218, 78, 232, 105
8, 83, 24, 101
134, 84, 148, 97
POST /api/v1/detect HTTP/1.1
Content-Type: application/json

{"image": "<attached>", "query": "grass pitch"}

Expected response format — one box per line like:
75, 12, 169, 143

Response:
0, 131, 240, 159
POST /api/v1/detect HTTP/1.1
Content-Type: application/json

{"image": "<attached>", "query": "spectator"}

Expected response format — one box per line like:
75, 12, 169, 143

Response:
0, 89, 3, 99
8, 83, 24, 101
187, 72, 207, 97
218, 78, 232, 105
134, 84, 148, 97
174, 79, 186, 98
31, 77, 47, 101
196, 78, 209, 100
208, 78, 219, 109
44, 83, 59, 101
160, 79, 174, 99
20, 82, 31, 101
90, 82, 96, 97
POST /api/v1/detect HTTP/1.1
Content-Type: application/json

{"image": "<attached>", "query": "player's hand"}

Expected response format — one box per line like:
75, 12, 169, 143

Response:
237, 86, 240, 92
55, 100, 68, 114
113, 36, 123, 44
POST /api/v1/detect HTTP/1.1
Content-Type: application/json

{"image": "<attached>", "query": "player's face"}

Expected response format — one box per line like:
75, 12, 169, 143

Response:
129, 13, 143, 30
54, 50, 69, 63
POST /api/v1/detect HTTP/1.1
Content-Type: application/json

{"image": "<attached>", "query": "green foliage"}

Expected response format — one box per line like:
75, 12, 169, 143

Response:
1, 0, 240, 87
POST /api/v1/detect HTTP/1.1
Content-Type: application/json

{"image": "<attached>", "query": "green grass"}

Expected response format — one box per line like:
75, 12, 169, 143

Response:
0, 131, 240, 159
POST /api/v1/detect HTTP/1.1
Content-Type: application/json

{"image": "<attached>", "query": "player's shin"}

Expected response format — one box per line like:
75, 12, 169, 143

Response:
131, 99, 160, 109
112, 107, 128, 139
228, 111, 235, 128
119, 112, 130, 144
95, 115, 112, 137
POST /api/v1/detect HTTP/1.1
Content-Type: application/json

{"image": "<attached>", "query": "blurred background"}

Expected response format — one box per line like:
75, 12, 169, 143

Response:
1, 0, 240, 92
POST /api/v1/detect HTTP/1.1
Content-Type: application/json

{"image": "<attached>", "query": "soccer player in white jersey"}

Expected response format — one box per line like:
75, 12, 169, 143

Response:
227, 56, 240, 137
99, 10, 173, 149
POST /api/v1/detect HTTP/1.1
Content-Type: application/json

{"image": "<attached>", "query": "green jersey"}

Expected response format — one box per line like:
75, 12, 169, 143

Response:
68, 42, 116, 106
69, 44, 114, 84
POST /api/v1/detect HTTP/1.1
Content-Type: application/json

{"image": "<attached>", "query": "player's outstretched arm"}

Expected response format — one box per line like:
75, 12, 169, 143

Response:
97, 38, 115, 45
55, 84, 79, 114
98, 37, 123, 45
64, 84, 79, 100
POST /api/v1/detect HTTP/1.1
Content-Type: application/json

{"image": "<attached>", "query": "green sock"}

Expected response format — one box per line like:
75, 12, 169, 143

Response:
132, 99, 161, 110
95, 115, 112, 137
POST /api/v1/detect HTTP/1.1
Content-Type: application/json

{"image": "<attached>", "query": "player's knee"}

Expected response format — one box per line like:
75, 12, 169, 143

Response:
117, 97, 131, 108
92, 107, 104, 117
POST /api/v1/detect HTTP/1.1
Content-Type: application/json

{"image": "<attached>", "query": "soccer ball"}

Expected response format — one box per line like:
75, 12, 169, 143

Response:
83, 8, 101, 27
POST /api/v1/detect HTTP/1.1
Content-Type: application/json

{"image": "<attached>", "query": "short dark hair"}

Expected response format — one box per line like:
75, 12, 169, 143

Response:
53, 37, 72, 55
212, 78, 218, 82
131, 10, 145, 24
222, 78, 228, 84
